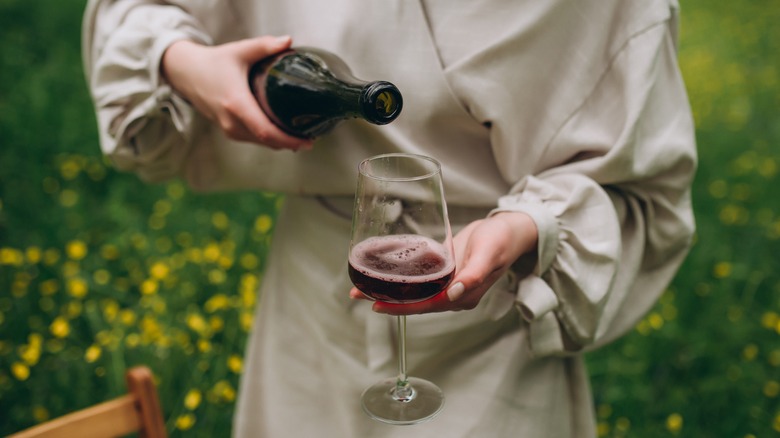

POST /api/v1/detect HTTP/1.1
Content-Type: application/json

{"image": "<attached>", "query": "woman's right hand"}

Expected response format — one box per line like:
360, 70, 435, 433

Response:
161, 35, 313, 151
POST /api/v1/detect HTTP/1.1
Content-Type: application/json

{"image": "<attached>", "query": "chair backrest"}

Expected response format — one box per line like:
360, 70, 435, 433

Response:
9, 366, 167, 438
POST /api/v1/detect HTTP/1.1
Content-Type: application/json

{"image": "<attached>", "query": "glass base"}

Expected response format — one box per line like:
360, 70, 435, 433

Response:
360, 377, 444, 425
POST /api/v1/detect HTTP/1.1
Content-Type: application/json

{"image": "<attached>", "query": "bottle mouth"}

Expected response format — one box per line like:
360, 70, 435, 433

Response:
361, 82, 403, 125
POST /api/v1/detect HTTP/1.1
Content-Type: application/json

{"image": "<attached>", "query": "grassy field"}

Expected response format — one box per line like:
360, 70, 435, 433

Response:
1, 1, 778, 436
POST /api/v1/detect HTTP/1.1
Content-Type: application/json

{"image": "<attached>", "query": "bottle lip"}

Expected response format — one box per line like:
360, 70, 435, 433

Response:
361, 81, 403, 125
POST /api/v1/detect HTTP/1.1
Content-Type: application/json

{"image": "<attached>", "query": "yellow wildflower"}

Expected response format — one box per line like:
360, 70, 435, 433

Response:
218, 255, 234, 269
204, 294, 230, 313
29, 333, 43, 347
125, 333, 141, 348
100, 244, 120, 260
759, 157, 777, 178
742, 344, 759, 361
770, 350, 780, 367
166, 181, 185, 199
197, 339, 212, 353
25, 247, 41, 263
666, 413, 683, 434
713, 262, 733, 279
140, 279, 159, 295
209, 316, 224, 332
60, 157, 81, 180
0, 247, 23, 266
254, 215, 273, 234
100, 301, 119, 323
240, 312, 254, 332
149, 262, 170, 280
153, 199, 172, 216
175, 413, 196, 431
95, 330, 111, 346
187, 314, 208, 335
239, 253, 259, 270
19, 344, 41, 366
67, 278, 88, 299
66, 240, 88, 260
208, 269, 226, 285
184, 389, 202, 410
186, 248, 203, 263
203, 243, 221, 262
615, 417, 630, 432
761, 312, 779, 330
93, 269, 111, 286
648, 312, 664, 330
212, 380, 236, 402
39, 279, 59, 296
212, 211, 229, 230
227, 355, 243, 374
84, 344, 102, 363
11, 362, 30, 381
119, 309, 137, 326
49, 317, 70, 338
140, 316, 162, 342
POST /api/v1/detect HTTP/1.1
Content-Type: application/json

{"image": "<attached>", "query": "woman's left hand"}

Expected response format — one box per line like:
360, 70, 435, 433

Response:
349, 212, 539, 315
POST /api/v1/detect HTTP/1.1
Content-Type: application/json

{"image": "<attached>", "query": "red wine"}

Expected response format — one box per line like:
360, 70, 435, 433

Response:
348, 235, 455, 304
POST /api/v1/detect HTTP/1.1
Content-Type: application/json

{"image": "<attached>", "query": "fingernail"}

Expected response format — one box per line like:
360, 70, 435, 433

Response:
275, 35, 292, 44
447, 282, 465, 302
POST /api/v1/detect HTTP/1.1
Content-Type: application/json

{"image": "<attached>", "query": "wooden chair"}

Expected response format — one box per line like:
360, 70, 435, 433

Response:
9, 366, 167, 438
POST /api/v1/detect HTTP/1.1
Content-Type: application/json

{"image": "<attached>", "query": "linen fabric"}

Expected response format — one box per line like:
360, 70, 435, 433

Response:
82, 0, 696, 436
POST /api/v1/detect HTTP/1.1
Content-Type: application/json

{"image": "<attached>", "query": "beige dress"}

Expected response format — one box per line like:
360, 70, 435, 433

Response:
82, 0, 697, 436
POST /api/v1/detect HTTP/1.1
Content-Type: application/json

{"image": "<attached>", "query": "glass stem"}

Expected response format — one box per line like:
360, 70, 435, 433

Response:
393, 315, 415, 402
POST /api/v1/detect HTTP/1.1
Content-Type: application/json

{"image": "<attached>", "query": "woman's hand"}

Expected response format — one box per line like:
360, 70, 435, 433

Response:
161, 36, 313, 150
349, 211, 539, 315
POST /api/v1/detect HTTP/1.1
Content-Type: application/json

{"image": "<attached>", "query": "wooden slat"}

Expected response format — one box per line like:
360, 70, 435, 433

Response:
9, 395, 140, 438
126, 367, 167, 438
8, 366, 168, 438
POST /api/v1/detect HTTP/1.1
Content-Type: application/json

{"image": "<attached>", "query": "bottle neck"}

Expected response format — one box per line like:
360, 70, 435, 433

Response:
359, 81, 403, 125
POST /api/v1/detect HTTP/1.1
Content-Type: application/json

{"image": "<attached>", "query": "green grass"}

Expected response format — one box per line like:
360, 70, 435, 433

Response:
1, 0, 778, 436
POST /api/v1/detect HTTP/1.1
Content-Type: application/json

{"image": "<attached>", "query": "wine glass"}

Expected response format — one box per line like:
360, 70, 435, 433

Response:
348, 153, 455, 425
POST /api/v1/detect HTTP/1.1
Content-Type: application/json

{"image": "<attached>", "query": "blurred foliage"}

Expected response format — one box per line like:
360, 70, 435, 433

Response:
0, 0, 778, 437
0, 1, 281, 435
587, 1, 780, 437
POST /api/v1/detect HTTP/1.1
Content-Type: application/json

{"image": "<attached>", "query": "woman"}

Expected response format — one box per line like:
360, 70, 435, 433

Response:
82, 0, 696, 436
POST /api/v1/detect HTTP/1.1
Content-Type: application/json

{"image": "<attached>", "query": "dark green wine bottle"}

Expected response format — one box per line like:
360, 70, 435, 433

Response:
249, 47, 403, 139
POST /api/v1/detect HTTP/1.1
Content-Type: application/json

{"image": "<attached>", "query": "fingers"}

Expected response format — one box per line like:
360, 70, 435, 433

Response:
232, 35, 292, 63
221, 36, 313, 149
222, 90, 313, 150
349, 287, 367, 300
370, 291, 453, 315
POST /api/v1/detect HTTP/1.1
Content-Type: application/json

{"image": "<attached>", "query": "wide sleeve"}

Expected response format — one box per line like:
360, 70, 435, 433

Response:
491, 13, 697, 357
82, 0, 219, 183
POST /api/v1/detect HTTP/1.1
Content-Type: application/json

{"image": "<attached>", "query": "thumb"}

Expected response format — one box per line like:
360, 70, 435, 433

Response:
233, 35, 293, 63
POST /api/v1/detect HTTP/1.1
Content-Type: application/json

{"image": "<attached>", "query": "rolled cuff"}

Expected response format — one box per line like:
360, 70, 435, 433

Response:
489, 198, 560, 275
515, 275, 559, 322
